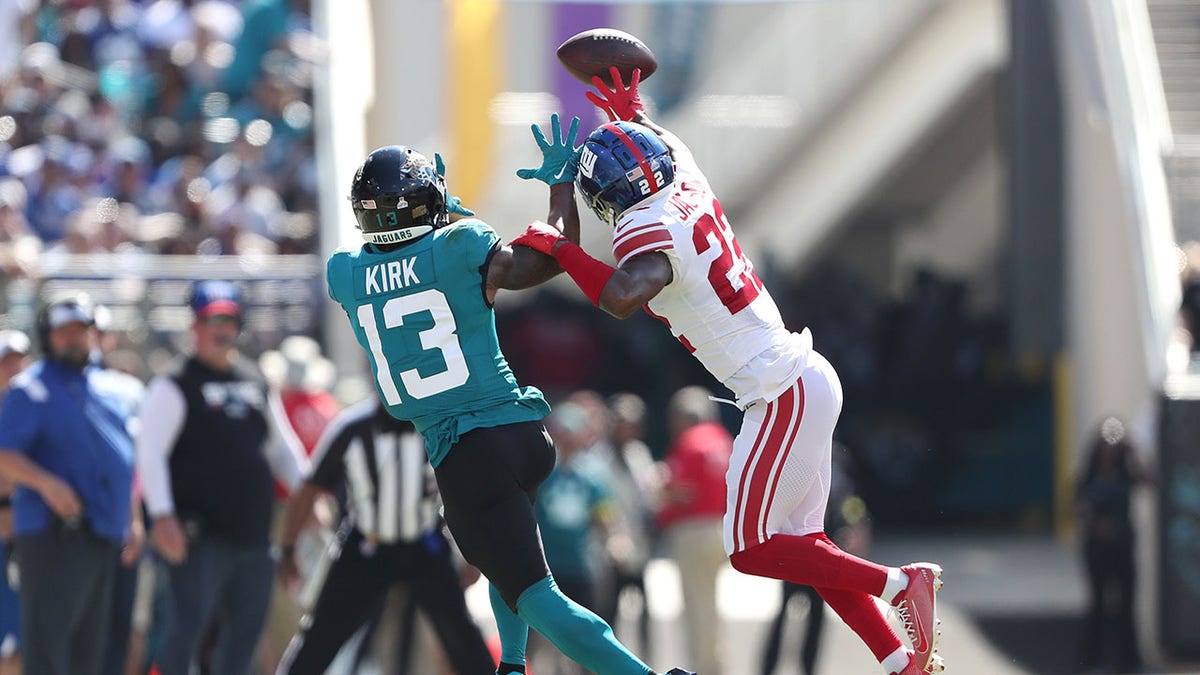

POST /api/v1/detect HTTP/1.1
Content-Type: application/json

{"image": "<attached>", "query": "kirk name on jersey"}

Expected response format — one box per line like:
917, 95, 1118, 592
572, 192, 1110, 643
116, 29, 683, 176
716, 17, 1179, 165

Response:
351, 254, 437, 301
363, 257, 423, 296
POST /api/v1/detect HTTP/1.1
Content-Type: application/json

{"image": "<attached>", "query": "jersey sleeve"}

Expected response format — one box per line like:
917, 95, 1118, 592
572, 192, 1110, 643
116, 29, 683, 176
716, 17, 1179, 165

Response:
441, 219, 501, 270
612, 216, 675, 267
137, 376, 187, 517
264, 390, 310, 491
325, 249, 352, 304
0, 383, 40, 453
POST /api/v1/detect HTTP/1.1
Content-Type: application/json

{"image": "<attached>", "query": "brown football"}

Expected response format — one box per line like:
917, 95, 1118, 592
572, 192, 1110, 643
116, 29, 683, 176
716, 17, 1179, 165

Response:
556, 28, 657, 87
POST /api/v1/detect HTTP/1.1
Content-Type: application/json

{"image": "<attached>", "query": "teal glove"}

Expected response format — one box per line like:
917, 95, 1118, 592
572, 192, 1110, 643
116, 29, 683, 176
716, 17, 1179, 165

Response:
516, 113, 582, 185
434, 152, 476, 217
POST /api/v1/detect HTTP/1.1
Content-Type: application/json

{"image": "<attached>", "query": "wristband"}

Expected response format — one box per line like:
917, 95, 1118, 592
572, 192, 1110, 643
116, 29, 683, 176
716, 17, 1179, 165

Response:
552, 241, 616, 307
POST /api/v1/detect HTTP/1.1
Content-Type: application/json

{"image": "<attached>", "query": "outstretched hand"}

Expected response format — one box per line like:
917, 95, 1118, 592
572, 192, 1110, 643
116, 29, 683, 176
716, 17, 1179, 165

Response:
587, 66, 646, 122
516, 113, 582, 186
433, 152, 475, 217
509, 221, 566, 256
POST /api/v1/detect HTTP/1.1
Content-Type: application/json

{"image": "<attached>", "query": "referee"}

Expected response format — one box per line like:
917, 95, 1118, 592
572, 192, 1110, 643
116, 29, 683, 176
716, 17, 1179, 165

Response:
274, 398, 495, 675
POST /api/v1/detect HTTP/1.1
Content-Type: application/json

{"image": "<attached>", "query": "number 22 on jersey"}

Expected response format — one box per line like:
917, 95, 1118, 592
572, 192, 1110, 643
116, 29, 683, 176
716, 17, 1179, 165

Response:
692, 201, 762, 315
355, 289, 469, 406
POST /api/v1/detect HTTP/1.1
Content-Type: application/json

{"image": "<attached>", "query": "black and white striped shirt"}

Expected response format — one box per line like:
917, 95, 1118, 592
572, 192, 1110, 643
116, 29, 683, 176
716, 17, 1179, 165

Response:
308, 398, 439, 544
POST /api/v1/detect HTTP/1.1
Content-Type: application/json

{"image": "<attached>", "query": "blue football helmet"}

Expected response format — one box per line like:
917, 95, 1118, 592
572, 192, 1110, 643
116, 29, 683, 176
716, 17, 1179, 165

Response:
576, 121, 675, 227
349, 146, 448, 245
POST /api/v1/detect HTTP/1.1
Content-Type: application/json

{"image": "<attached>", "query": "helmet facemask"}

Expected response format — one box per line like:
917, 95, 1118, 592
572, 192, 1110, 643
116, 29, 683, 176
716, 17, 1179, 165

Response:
579, 179, 621, 228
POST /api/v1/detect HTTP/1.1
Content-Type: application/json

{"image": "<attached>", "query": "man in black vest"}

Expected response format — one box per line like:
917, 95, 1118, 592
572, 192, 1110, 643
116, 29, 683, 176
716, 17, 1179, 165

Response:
136, 280, 309, 675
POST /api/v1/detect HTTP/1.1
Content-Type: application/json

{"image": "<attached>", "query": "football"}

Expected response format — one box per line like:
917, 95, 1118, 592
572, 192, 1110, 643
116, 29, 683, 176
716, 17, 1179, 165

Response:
556, 28, 657, 87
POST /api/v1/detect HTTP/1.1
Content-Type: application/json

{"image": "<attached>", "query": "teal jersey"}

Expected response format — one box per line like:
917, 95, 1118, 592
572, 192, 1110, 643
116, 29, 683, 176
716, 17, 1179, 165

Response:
536, 461, 610, 581
326, 220, 550, 466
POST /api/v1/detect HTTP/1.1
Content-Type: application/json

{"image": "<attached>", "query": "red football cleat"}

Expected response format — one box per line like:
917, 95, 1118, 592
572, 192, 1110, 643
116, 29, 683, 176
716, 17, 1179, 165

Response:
892, 562, 944, 672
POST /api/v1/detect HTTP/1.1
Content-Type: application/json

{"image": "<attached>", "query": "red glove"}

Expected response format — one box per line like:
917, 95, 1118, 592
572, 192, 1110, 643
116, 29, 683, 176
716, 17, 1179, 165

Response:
587, 67, 646, 122
509, 221, 565, 256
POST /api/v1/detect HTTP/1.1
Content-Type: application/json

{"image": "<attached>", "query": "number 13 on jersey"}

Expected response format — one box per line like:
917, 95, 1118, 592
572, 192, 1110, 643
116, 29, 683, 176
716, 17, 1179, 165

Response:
355, 289, 470, 406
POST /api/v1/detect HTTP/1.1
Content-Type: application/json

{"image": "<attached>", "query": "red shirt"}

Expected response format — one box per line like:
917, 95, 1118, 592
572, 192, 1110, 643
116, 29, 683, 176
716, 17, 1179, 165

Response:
658, 422, 733, 528
273, 389, 341, 498
282, 389, 341, 453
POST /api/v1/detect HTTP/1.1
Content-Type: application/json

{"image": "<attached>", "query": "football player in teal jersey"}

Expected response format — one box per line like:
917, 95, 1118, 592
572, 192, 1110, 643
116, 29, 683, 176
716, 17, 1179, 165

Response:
326, 115, 691, 675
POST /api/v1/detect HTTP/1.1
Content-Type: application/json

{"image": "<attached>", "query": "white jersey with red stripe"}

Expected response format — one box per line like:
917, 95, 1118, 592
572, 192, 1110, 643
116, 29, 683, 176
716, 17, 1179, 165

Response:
611, 152, 811, 406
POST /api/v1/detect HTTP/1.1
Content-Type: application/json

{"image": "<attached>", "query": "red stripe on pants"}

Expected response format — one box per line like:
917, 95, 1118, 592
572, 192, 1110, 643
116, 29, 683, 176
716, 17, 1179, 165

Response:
736, 384, 798, 550
732, 399, 775, 552
760, 379, 806, 541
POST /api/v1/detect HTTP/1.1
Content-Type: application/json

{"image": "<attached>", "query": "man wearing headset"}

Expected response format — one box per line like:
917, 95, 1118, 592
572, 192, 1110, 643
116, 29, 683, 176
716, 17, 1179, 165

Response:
0, 294, 143, 675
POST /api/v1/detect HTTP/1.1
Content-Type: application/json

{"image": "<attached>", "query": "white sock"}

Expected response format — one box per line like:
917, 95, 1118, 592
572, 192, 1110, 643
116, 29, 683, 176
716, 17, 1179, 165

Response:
881, 646, 911, 674
880, 568, 909, 604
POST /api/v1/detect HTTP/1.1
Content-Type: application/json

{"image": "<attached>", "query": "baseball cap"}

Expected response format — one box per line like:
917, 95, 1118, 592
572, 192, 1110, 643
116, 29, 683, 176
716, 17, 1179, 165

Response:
190, 280, 241, 318
0, 331, 30, 360
93, 304, 113, 332
45, 297, 95, 330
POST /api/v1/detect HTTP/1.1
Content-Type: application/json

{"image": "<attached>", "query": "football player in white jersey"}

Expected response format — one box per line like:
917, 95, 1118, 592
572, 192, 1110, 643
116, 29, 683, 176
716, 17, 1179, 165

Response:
510, 68, 945, 675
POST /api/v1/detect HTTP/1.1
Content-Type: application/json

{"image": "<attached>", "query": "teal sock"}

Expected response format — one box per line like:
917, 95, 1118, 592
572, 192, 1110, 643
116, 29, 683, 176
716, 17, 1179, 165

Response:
490, 583, 529, 667
515, 575, 652, 675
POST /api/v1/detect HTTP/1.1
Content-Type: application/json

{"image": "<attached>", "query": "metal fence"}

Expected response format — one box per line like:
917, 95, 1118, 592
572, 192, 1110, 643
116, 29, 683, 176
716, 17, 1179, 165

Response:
1, 253, 325, 377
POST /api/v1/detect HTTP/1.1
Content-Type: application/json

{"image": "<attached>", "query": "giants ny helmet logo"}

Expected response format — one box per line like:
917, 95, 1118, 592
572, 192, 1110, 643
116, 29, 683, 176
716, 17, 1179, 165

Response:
579, 146, 598, 179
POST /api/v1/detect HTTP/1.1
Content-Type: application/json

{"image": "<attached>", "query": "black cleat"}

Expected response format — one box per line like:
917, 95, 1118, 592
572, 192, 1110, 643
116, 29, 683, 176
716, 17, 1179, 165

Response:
665, 670, 697, 675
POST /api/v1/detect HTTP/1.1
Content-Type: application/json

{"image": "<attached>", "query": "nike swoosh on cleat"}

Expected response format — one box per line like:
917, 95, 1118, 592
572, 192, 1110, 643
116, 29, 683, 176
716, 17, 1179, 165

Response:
912, 614, 929, 654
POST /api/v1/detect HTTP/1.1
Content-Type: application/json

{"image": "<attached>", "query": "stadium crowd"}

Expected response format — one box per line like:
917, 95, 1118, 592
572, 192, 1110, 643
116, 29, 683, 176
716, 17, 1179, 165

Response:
0, 0, 320, 286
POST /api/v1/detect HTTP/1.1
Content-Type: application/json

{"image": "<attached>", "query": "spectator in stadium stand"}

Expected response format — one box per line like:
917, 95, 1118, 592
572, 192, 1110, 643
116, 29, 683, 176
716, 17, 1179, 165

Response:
4, 3, 321, 256
220, 0, 310, 100
0, 179, 41, 280
135, 280, 308, 675
24, 136, 83, 242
